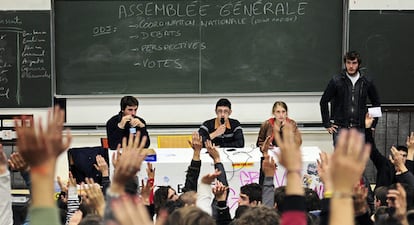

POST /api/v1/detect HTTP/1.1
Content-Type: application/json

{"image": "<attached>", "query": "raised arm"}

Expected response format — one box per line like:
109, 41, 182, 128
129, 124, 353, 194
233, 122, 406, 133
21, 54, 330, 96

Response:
274, 120, 306, 225
104, 132, 147, 223
16, 107, 72, 225
182, 131, 202, 193
329, 129, 370, 225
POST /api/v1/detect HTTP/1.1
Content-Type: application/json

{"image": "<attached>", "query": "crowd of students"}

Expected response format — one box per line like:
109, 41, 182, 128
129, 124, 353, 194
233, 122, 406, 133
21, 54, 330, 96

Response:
2, 106, 414, 225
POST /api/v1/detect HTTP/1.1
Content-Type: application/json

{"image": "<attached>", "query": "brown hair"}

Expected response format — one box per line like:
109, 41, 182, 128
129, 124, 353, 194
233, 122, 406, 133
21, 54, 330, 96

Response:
165, 206, 216, 225
272, 101, 288, 114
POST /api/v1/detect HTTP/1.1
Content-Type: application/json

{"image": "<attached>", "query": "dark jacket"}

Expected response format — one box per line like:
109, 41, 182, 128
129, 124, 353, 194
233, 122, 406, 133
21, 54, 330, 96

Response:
198, 118, 244, 148
106, 112, 150, 149
320, 70, 380, 128
366, 129, 414, 188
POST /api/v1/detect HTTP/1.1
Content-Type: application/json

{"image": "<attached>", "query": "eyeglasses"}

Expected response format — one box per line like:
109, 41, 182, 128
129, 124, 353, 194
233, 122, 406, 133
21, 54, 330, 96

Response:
216, 109, 230, 114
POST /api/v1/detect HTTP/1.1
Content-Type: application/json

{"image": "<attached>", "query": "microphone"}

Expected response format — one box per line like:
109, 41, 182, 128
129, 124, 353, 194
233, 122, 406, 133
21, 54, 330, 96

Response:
220, 117, 225, 125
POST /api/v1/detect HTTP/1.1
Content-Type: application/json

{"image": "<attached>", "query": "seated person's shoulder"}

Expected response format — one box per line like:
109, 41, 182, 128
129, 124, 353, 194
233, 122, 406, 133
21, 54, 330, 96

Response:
229, 118, 242, 126
106, 114, 120, 126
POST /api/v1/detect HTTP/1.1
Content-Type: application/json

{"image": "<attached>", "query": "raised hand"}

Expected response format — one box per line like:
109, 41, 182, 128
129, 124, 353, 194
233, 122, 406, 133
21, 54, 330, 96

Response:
274, 120, 302, 172
274, 120, 303, 196
94, 155, 109, 177
188, 131, 202, 152
146, 162, 155, 179
112, 146, 122, 169
212, 180, 228, 202
329, 129, 371, 225
389, 146, 408, 174
15, 107, 72, 168
330, 129, 370, 194
110, 132, 147, 194
15, 107, 72, 209
8, 152, 29, 172
365, 112, 375, 129
262, 155, 276, 177
205, 139, 220, 163
406, 132, 414, 161
260, 135, 273, 157
139, 178, 153, 205
82, 177, 105, 217
201, 169, 221, 184
317, 152, 333, 192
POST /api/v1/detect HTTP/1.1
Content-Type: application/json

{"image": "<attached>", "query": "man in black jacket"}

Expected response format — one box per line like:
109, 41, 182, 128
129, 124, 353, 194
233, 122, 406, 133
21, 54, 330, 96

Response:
106, 96, 150, 149
320, 51, 380, 145
198, 98, 244, 148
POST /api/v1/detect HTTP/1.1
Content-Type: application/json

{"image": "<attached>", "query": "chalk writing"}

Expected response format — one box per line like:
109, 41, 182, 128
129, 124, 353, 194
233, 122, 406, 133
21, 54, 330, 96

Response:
0, 87, 10, 99
0, 11, 51, 107
114, 1, 308, 69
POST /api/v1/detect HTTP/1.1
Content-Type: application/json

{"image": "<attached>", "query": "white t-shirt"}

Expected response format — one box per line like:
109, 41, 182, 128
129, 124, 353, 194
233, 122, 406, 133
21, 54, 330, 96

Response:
346, 72, 360, 86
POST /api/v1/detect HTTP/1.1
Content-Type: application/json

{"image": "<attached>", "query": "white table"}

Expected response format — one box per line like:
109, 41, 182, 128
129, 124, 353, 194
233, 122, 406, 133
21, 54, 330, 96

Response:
131, 146, 323, 216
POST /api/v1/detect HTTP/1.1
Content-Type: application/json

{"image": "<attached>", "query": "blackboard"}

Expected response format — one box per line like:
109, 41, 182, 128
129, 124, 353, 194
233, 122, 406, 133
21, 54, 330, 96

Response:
0, 11, 52, 107
54, 0, 343, 95
349, 10, 414, 104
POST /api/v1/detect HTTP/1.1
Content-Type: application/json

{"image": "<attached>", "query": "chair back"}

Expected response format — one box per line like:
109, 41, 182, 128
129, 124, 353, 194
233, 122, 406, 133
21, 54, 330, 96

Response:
157, 135, 192, 148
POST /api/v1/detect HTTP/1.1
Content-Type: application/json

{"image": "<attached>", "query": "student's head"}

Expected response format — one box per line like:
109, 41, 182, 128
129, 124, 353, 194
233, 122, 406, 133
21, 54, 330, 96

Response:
120, 96, 139, 116
215, 98, 232, 120
78, 214, 103, 225
272, 101, 288, 123
238, 183, 262, 206
165, 206, 216, 225
154, 186, 179, 214
179, 190, 197, 206
274, 186, 286, 211
234, 206, 280, 225
343, 51, 361, 76
387, 183, 414, 210
373, 206, 390, 224
396, 145, 408, 165
374, 186, 389, 209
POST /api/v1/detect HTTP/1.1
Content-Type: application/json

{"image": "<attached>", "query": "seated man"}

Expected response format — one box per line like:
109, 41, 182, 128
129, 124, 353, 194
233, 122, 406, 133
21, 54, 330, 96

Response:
106, 96, 150, 149
198, 98, 244, 148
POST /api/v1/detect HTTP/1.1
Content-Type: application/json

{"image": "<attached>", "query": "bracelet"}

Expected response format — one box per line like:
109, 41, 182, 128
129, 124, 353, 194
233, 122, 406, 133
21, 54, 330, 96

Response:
323, 191, 333, 199
31, 165, 49, 175
332, 192, 353, 199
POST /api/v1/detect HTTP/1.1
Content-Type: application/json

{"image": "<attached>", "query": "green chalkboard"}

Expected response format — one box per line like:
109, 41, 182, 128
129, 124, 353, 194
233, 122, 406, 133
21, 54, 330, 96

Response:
0, 11, 52, 107
349, 10, 414, 104
54, 0, 343, 95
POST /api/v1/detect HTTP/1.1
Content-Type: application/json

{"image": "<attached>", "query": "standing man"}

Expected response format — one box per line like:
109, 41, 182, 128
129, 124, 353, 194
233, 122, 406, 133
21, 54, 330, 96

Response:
198, 98, 244, 148
106, 96, 150, 149
320, 51, 380, 144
